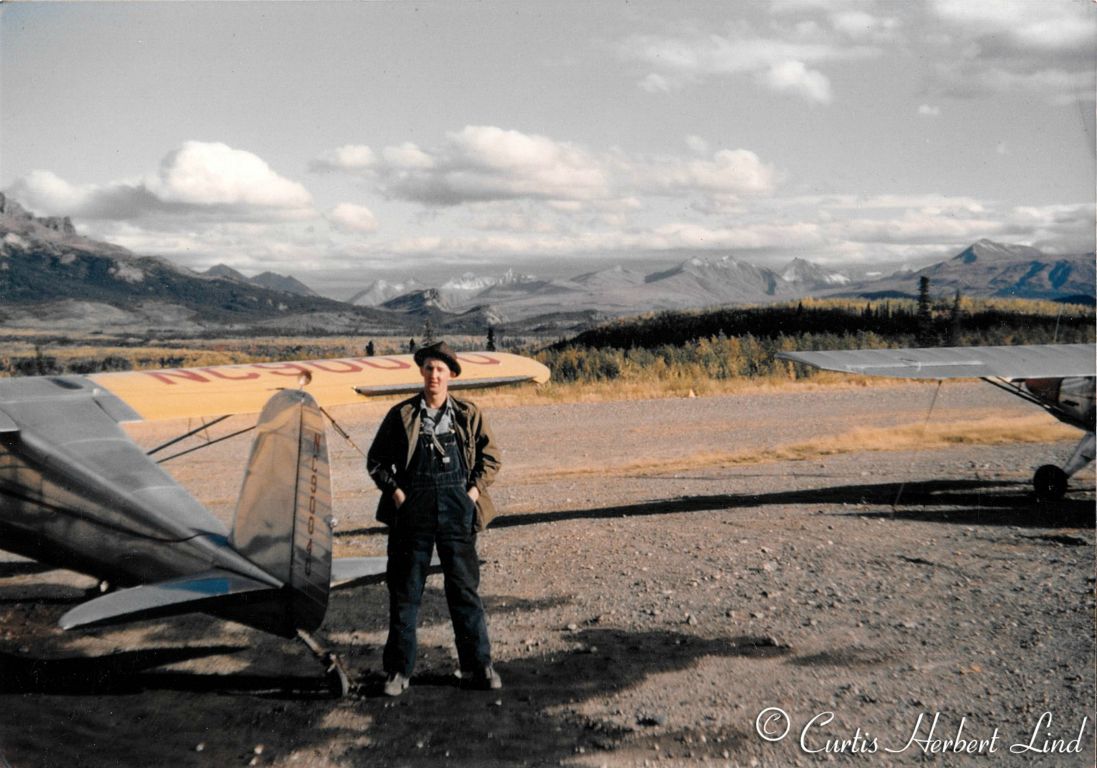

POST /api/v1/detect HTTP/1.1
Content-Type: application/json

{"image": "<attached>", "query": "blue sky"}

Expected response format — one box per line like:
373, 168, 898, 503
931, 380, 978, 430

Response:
2, 1, 1094, 297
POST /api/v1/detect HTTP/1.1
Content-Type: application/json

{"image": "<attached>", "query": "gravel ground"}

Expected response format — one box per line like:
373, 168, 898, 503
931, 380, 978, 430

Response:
0, 381, 1092, 767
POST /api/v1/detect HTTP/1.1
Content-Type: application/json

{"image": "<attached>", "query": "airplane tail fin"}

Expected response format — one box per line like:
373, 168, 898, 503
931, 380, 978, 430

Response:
228, 389, 332, 634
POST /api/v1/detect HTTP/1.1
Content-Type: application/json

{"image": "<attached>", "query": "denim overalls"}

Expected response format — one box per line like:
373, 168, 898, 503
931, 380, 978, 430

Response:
383, 412, 491, 678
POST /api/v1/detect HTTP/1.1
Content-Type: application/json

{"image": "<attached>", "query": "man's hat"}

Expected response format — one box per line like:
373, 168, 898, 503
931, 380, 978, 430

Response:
413, 340, 462, 377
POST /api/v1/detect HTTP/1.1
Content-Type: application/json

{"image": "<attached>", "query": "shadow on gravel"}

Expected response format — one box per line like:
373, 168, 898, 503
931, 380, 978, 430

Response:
0, 645, 332, 696
1, 627, 786, 767
472, 479, 1092, 531
335, 477, 1093, 538
345, 628, 788, 766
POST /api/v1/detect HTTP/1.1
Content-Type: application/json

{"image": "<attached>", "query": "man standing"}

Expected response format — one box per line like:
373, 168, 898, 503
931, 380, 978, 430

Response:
367, 341, 503, 696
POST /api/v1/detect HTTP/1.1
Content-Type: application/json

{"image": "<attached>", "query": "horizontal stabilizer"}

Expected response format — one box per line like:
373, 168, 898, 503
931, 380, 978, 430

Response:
330, 554, 440, 589
330, 557, 388, 587
59, 569, 276, 630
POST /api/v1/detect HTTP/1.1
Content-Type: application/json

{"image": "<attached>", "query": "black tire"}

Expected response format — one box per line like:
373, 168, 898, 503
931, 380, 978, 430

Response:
1033, 464, 1068, 501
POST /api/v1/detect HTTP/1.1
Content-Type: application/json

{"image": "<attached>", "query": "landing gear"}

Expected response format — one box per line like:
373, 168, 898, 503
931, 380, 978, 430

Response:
1033, 464, 1068, 501
297, 629, 351, 697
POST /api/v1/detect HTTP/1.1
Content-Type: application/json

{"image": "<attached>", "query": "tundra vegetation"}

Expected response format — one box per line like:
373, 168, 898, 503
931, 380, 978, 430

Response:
534, 297, 1094, 392
1, 298, 1092, 401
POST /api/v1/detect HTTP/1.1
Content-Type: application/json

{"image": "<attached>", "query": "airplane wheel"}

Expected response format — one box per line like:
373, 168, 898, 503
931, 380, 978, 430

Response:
1033, 465, 1067, 501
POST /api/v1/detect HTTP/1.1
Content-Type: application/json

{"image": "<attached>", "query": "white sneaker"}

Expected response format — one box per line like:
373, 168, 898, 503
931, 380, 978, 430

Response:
383, 672, 410, 696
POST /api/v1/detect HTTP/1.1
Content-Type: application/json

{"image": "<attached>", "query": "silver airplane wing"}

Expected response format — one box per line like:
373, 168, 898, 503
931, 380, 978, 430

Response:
777, 343, 1096, 380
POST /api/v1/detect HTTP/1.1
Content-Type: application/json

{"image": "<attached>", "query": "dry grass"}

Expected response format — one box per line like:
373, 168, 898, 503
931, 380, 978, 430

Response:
524, 414, 1078, 481
468, 372, 940, 408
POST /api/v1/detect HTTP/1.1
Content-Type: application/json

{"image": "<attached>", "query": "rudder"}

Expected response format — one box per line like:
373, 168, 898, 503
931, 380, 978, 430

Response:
231, 389, 332, 634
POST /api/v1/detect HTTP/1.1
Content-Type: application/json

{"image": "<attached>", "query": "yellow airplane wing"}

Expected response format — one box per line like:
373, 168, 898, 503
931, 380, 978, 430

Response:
89, 351, 550, 421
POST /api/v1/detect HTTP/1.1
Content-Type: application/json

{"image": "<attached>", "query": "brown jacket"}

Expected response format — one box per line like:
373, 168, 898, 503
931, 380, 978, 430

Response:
366, 395, 501, 531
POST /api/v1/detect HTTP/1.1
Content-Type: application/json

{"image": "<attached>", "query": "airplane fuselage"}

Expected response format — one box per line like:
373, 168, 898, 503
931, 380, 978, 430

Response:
0, 375, 277, 591
1018, 376, 1096, 433
0, 439, 275, 590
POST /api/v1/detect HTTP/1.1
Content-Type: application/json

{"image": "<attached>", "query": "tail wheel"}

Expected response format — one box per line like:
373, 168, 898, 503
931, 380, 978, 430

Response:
1033, 464, 1068, 501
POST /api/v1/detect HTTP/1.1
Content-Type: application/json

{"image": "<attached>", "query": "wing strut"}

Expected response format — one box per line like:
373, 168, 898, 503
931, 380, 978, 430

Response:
891, 380, 944, 510
147, 415, 232, 456
156, 425, 256, 464
317, 404, 367, 459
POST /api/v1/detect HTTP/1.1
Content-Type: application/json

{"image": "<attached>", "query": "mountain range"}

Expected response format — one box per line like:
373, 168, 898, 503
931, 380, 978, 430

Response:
1, 192, 1092, 336
833, 240, 1095, 304
204, 264, 319, 297
357, 241, 1094, 323
0, 193, 405, 335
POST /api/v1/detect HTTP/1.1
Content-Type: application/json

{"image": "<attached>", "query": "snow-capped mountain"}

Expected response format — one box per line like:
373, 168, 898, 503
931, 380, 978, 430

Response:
347, 278, 424, 306
833, 239, 1096, 301
780, 257, 851, 289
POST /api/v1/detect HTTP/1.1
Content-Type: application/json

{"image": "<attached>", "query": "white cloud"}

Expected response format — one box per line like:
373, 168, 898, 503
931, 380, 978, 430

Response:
8, 170, 95, 213
309, 144, 377, 172
1009, 203, 1094, 254
618, 18, 880, 102
642, 149, 779, 196
86, 218, 335, 274
930, 0, 1095, 52
927, 0, 1096, 101
639, 73, 674, 93
830, 10, 900, 42
917, 104, 941, 117
149, 141, 311, 209
838, 210, 1009, 245
8, 142, 312, 221
317, 126, 780, 213
328, 203, 378, 233
59, 183, 1090, 276
770, 0, 876, 13
685, 135, 710, 154
762, 60, 832, 103
381, 142, 435, 170
336, 125, 610, 206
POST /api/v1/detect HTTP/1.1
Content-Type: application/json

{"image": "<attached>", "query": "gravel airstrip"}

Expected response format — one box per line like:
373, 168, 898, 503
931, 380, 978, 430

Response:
0, 381, 1093, 767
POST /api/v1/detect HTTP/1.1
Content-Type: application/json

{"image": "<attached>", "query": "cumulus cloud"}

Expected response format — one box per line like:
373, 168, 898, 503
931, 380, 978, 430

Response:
762, 60, 832, 103
838, 210, 1009, 245
930, 0, 1094, 52
149, 141, 311, 208
927, 0, 1096, 102
381, 142, 435, 170
309, 144, 377, 172
87, 218, 337, 274
378, 219, 825, 260
640, 149, 779, 196
8, 141, 312, 222
328, 203, 378, 233
318, 125, 610, 206
829, 10, 900, 41
315, 126, 779, 214
639, 73, 674, 93
618, 17, 880, 102
685, 135, 710, 154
